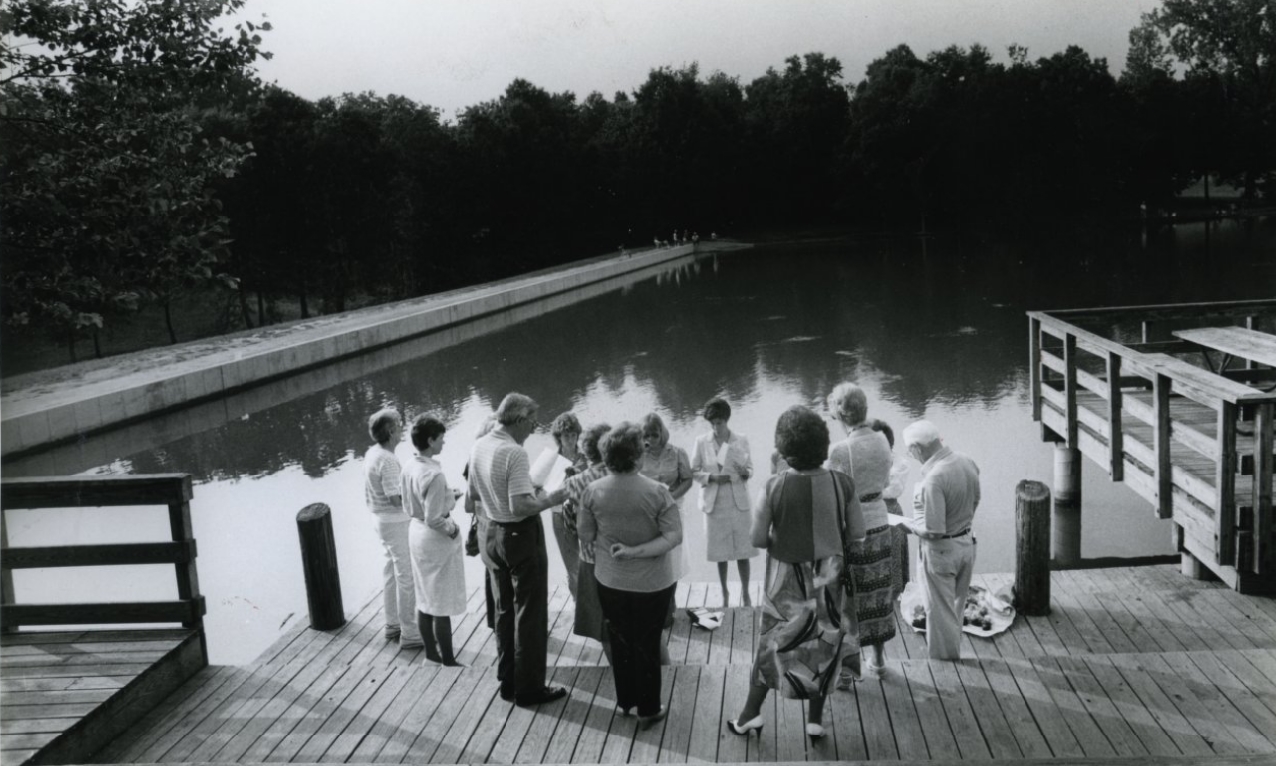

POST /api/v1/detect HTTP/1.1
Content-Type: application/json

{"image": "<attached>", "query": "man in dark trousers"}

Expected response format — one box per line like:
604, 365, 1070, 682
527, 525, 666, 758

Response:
467, 392, 569, 705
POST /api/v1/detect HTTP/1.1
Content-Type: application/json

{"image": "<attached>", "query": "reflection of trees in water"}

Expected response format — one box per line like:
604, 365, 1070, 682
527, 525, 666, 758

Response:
120, 229, 1276, 482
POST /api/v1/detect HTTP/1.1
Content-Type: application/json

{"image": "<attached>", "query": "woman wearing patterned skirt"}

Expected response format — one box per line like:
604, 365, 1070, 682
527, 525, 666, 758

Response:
727, 406, 864, 739
827, 382, 898, 685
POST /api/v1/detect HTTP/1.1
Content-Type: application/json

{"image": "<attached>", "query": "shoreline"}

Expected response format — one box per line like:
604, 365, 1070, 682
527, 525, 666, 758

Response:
1, 241, 749, 461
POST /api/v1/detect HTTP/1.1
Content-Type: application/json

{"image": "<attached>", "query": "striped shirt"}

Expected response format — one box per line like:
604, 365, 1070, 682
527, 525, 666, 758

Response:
467, 427, 535, 523
364, 444, 406, 519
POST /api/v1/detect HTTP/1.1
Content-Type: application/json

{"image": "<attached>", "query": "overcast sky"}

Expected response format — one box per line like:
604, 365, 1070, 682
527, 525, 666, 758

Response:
248, 0, 1158, 118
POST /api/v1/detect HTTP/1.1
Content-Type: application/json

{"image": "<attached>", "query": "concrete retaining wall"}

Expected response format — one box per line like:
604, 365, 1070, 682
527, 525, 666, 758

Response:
2, 244, 727, 459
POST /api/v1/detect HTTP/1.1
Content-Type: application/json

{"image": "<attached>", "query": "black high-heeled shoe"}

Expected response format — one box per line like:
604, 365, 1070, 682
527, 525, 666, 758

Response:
726, 715, 764, 735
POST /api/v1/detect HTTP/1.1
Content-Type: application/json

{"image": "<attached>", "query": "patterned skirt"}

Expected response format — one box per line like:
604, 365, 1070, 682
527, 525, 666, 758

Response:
849, 523, 898, 647
752, 553, 859, 700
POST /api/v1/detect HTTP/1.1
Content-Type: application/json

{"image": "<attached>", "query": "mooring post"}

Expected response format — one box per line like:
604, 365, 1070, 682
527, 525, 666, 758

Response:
1014, 479, 1052, 616
296, 502, 345, 630
1052, 444, 1082, 566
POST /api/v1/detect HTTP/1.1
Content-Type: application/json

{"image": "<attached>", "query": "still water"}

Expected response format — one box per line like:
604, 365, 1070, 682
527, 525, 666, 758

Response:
5, 219, 1274, 664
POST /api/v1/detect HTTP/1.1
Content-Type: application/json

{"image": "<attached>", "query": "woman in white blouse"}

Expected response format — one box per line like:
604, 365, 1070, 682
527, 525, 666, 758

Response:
403, 414, 467, 665
690, 397, 757, 608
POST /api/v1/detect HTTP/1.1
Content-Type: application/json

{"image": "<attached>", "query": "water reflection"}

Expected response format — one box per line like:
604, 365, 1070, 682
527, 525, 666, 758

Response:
6, 222, 1273, 664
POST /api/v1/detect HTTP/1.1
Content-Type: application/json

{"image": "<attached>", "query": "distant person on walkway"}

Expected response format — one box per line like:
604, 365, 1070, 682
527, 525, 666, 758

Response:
578, 422, 682, 729
562, 423, 614, 664
468, 393, 569, 706
897, 420, 980, 660
403, 414, 466, 665
728, 406, 863, 739
691, 397, 757, 607
364, 408, 424, 650
826, 383, 897, 685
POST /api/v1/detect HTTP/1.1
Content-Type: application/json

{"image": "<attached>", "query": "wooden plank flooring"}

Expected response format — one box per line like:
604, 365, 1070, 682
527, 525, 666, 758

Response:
0, 628, 198, 765
87, 565, 1276, 763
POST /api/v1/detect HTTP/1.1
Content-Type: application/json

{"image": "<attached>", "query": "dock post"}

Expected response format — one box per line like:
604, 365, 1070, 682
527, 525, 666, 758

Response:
1014, 479, 1052, 616
1052, 445, 1082, 566
296, 503, 345, 630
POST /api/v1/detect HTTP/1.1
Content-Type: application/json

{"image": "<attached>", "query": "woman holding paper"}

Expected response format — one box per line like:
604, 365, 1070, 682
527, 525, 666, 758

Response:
691, 397, 757, 608
826, 383, 896, 683
403, 414, 467, 665
543, 412, 587, 599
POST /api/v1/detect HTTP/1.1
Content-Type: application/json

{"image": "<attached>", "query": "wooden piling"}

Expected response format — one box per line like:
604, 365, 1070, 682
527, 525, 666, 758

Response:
1052, 444, 1082, 566
1014, 479, 1051, 616
297, 502, 345, 630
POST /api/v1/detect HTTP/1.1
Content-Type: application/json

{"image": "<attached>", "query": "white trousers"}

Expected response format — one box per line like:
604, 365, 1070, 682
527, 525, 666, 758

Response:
374, 516, 422, 641
919, 535, 976, 660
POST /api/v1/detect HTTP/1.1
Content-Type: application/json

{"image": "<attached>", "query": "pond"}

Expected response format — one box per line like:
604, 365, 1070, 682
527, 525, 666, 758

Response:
5, 217, 1274, 664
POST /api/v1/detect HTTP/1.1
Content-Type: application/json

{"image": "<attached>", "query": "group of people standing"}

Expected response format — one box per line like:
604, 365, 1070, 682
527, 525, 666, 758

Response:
363, 383, 980, 737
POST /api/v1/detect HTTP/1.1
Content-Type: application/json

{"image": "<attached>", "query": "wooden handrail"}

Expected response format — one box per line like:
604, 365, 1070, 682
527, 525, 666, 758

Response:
1, 474, 191, 509
1029, 304, 1275, 589
1039, 320, 1276, 406
2, 541, 197, 569
1, 474, 203, 635
0, 599, 206, 629
1029, 298, 1276, 320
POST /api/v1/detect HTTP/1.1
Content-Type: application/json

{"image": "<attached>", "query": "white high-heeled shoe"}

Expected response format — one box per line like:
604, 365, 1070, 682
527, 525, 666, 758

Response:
806, 722, 826, 738
727, 715, 764, 735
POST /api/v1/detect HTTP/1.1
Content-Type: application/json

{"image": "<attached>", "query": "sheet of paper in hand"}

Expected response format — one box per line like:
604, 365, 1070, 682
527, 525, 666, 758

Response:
715, 441, 731, 471
886, 513, 910, 527
530, 449, 571, 493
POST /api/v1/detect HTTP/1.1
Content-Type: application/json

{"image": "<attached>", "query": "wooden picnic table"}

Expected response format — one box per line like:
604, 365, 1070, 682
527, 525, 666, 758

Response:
1173, 326, 1276, 373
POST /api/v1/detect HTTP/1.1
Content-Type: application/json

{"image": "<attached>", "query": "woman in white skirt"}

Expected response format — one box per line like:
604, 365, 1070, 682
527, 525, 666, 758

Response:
403, 414, 467, 665
690, 397, 757, 608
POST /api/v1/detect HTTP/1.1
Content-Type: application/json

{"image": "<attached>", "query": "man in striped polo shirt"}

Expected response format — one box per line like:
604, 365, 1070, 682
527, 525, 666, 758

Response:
468, 393, 570, 706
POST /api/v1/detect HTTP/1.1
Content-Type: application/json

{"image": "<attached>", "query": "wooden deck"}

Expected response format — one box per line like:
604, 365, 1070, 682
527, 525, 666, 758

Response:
0, 628, 204, 765
91, 565, 1276, 764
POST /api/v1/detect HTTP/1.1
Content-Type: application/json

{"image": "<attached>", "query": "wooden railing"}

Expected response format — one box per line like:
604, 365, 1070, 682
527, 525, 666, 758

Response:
1029, 300, 1275, 593
1, 474, 206, 653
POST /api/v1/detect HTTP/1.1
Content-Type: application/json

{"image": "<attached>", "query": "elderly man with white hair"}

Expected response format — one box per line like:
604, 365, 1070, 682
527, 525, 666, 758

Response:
897, 420, 980, 660
468, 392, 570, 706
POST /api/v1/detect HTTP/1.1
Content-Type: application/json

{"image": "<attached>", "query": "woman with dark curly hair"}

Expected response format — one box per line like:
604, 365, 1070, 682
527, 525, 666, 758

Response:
579, 422, 683, 729
728, 405, 864, 739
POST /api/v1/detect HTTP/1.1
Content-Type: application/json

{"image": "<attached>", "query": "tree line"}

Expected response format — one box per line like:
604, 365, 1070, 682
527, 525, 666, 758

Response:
2, 0, 1272, 360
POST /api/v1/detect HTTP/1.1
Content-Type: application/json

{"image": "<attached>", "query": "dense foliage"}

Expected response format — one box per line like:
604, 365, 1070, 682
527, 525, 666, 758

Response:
2, 0, 1272, 360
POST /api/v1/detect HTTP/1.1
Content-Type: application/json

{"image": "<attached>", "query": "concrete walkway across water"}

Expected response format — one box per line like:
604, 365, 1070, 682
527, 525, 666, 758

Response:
1, 243, 733, 459
89, 565, 1276, 765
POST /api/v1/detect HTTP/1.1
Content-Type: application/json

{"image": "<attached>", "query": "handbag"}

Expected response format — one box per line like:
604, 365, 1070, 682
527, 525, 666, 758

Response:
830, 472, 858, 599
465, 517, 480, 557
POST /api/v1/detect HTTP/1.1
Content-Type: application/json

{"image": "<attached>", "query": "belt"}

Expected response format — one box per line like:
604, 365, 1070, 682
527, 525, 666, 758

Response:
490, 516, 538, 528
938, 527, 970, 539
859, 492, 882, 503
